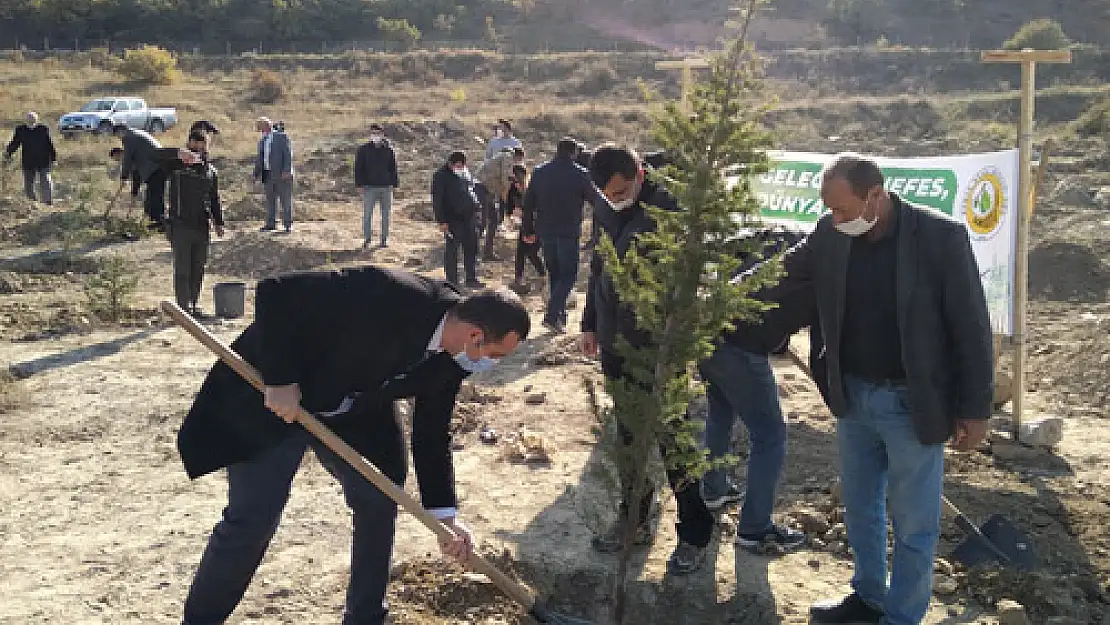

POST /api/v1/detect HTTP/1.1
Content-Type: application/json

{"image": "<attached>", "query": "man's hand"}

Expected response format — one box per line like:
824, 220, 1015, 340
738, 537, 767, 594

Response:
580, 331, 599, 357
512, 208, 522, 219
281, 172, 292, 180
951, 418, 989, 451
356, 186, 363, 193
522, 234, 536, 244
264, 383, 302, 424
439, 517, 475, 564
214, 224, 225, 238
179, 149, 201, 165
438, 223, 450, 234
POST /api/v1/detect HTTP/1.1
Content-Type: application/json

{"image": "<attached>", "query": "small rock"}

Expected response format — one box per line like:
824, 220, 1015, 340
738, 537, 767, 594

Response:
160, 339, 172, 347
525, 392, 546, 405
933, 574, 958, 596
996, 599, 1031, 625
1017, 417, 1064, 448
807, 559, 821, 570
523, 384, 533, 393
793, 510, 831, 535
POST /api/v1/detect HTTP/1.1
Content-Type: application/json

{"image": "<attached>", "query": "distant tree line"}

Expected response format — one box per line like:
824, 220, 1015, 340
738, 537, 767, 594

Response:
0, 0, 517, 50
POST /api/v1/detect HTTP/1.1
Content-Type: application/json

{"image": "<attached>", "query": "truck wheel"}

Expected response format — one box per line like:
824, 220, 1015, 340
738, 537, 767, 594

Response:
150, 119, 165, 134
97, 121, 113, 135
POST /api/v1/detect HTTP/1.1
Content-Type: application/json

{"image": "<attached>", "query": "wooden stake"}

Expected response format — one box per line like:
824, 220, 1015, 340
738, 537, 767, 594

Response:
981, 49, 1071, 440
655, 57, 711, 113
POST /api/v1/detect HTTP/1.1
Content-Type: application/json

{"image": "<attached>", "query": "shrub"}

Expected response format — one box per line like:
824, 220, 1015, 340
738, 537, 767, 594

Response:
250, 69, 285, 103
1003, 18, 1071, 50
1073, 98, 1110, 136
118, 45, 180, 84
377, 17, 421, 51
84, 256, 140, 322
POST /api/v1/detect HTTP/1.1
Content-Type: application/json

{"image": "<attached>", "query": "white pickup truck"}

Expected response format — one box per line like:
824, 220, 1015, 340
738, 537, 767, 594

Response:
58, 97, 178, 138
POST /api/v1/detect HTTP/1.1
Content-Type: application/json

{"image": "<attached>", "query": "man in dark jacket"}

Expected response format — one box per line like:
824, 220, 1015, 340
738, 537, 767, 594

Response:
177, 269, 529, 625
579, 144, 715, 575
433, 151, 484, 288
112, 123, 167, 230
160, 131, 225, 316
523, 137, 606, 333
756, 154, 993, 625
355, 123, 399, 249
697, 226, 811, 555
4, 111, 57, 204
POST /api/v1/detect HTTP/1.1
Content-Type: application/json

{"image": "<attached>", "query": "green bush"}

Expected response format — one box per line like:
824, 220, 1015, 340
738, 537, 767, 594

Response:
1073, 98, 1110, 136
376, 17, 421, 51
250, 69, 285, 103
84, 256, 140, 322
1003, 18, 1071, 50
118, 45, 180, 84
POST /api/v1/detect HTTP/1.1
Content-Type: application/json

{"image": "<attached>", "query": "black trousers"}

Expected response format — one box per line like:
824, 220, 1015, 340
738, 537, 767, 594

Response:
601, 350, 715, 548
183, 419, 407, 625
514, 238, 545, 282
169, 224, 209, 310
444, 217, 478, 285
144, 168, 167, 223
476, 184, 500, 258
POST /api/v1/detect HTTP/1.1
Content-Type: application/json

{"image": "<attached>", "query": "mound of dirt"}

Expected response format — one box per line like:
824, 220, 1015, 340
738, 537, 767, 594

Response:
387, 557, 527, 625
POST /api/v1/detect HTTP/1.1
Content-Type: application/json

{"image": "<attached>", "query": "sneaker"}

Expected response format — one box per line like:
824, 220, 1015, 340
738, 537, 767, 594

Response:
590, 519, 653, 554
362, 238, 372, 249
667, 541, 708, 575
809, 592, 883, 624
260, 225, 276, 232
701, 480, 745, 511
379, 241, 388, 248
735, 523, 806, 553
283, 226, 292, 234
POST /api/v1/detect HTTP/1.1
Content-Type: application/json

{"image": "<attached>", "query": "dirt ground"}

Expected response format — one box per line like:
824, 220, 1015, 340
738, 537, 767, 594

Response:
3, 57, 1110, 625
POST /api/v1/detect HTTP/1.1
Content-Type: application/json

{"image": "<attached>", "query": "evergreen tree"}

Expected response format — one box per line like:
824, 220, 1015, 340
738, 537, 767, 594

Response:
584, 0, 783, 620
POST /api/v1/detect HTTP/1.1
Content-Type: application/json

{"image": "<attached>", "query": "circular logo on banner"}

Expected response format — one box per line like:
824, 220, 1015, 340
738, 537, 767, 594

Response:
964, 167, 1007, 237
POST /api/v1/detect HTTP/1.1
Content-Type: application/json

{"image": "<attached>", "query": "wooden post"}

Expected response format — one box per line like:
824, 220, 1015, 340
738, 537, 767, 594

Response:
655, 57, 711, 113
980, 49, 1071, 440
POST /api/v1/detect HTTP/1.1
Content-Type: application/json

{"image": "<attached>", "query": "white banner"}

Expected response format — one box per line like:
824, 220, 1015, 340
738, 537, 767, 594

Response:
739, 149, 1018, 335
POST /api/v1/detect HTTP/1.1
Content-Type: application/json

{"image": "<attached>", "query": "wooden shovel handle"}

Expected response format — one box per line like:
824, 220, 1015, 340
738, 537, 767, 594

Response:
161, 300, 539, 611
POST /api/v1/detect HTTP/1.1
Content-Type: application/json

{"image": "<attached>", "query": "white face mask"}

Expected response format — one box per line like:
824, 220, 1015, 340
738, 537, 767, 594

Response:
611, 198, 635, 211
834, 200, 878, 237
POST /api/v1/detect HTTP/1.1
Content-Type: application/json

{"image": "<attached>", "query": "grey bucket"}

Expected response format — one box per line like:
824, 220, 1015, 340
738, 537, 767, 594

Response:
213, 282, 247, 318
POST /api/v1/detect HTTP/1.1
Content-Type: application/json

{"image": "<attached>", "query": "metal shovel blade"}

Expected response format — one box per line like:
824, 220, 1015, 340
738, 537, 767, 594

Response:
950, 513, 1037, 571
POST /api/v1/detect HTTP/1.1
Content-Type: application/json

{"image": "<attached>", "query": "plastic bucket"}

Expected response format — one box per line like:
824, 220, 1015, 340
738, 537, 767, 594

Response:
213, 281, 247, 319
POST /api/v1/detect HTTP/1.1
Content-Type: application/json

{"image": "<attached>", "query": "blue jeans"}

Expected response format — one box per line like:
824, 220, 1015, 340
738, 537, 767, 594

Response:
541, 236, 579, 326
182, 429, 404, 625
698, 343, 786, 535
362, 187, 392, 244
838, 376, 944, 625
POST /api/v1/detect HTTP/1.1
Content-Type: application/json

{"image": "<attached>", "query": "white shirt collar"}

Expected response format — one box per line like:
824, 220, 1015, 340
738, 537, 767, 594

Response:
426, 315, 447, 352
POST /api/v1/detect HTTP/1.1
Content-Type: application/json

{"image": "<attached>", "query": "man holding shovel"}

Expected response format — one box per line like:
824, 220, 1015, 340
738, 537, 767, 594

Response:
176, 270, 529, 625
746, 154, 993, 625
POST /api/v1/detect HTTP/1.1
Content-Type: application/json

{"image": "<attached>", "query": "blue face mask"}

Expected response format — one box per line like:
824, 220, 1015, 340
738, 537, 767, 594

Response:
454, 350, 498, 374
453, 339, 499, 374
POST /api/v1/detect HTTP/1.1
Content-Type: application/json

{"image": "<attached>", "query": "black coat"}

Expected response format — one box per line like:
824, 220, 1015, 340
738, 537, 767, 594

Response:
5, 123, 56, 170
523, 156, 605, 239
177, 266, 469, 511
774, 194, 994, 444
581, 180, 680, 350
723, 226, 814, 355
119, 127, 163, 183
355, 140, 399, 188
431, 164, 479, 224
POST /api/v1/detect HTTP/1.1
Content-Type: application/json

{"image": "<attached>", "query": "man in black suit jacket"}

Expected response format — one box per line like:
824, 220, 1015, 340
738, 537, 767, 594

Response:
178, 266, 530, 625
761, 154, 993, 625
112, 124, 167, 229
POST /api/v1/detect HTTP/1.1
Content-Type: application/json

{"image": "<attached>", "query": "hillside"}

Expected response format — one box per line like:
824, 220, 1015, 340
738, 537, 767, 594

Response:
2, 0, 1110, 52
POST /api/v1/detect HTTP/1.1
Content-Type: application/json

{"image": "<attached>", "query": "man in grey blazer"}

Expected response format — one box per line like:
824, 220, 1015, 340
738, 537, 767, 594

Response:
113, 124, 167, 230
759, 154, 993, 625
252, 117, 294, 233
